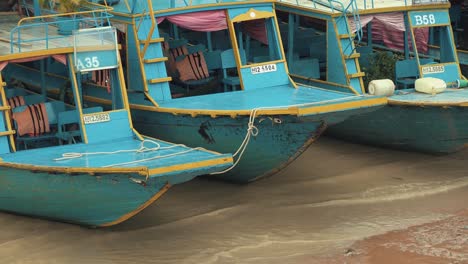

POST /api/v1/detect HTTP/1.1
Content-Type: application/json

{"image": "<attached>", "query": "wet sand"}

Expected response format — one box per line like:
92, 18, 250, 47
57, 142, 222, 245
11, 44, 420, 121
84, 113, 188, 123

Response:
0, 137, 467, 264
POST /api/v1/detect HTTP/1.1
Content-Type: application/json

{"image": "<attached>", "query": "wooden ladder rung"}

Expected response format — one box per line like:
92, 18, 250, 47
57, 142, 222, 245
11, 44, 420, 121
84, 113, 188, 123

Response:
348, 72, 365, 78
144, 57, 168, 64
339, 34, 355, 39
148, 77, 172, 84
139, 37, 165, 44
0, 106, 11, 111
0, 130, 15, 137
345, 53, 360, 59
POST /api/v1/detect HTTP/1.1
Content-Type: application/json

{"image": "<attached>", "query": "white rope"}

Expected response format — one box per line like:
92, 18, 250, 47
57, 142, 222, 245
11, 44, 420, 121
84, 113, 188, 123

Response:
209, 95, 366, 174
53, 139, 204, 168
53, 95, 366, 174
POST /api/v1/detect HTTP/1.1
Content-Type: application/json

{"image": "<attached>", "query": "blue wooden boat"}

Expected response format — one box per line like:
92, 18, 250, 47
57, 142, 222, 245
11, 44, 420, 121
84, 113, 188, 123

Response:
26, 0, 384, 183
0, 4, 233, 226
277, 0, 468, 154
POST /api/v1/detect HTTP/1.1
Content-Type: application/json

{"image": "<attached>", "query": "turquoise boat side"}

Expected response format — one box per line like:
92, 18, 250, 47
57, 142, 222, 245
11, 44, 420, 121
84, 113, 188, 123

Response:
0, 165, 167, 227
131, 111, 325, 183
328, 104, 468, 154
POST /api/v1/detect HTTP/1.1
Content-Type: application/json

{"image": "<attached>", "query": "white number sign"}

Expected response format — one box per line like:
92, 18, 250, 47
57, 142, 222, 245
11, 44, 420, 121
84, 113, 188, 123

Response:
421, 65, 445, 74
414, 14, 436, 25
83, 113, 110, 124
250, 64, 277, 75
76, 56, 101, 71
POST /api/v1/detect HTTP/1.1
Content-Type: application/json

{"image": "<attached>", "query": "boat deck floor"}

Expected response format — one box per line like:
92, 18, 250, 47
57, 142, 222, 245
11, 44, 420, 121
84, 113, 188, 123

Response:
0, 136, 230, 172
159, 85, 367, 111
389, 88, 468, 105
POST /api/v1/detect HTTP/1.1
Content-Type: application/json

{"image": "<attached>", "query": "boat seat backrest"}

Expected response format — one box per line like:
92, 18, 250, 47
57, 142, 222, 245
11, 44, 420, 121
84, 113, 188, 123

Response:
221, 49, 246, 70
187, 44, 206, 54
23, 94, 45, 105
204, 50, 222, 71
168, 38, 188, 49
395, 59, 419, 79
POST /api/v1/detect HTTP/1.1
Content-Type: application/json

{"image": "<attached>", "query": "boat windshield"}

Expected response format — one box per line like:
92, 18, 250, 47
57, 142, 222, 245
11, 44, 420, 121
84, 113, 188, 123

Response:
232, 17, 283, 65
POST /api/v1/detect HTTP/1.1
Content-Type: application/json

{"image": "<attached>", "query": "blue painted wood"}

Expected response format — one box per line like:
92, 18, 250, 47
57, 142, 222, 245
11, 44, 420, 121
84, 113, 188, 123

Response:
0, 166, 167, 226
10, 0, 387, 184
328, 103, 468, 154
131, 111, 326, 183
84, 110, 133, 143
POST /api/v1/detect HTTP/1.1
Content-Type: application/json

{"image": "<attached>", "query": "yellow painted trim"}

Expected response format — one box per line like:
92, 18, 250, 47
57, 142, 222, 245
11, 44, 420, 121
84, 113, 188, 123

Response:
99, 183, 171, 227
144, 57, 168, 64
351, 5, 450, 16
226, 10, 245, 91
331, 18, 352, 88
144, 91, 160, 107
0, 77, 15, 152
288, 75, 298, 89
298, 97, 387, 116
132, 127, 144, 141
348, 72, 366, 78
388, 98, 468, 107
0, 131, 15, 137
68, 54, 88, 144
345, 53, 360, 59
0, 48, 74, 61
17, 6, 112, 27
231, 8, 274, 23
75, 45, 116, 52
272, 8, 295, 88
148, 156, 234, 175
149, 77, 172, 84
140, 37, 165, 44
275, 3, 334, 17
240, 59, 285, 68
150, 1, 276, 16
132, 23, 150, 93
411, 23, 450, 29
0, 161, 149, 176
290, 74, 352, 89
84, 92, 386, 117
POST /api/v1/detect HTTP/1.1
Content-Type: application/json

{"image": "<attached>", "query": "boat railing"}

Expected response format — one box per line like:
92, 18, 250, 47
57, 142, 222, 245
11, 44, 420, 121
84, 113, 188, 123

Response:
9, 3, 112, 53
279, 0, 449, 10
360, 0, 449, 10
123, 0, 226, 10
131, 0, 156, 58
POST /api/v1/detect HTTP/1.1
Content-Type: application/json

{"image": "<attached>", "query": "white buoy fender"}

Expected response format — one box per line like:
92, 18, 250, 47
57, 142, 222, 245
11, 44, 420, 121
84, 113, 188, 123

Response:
368, 79, 395, 96
415, 77, 446, 94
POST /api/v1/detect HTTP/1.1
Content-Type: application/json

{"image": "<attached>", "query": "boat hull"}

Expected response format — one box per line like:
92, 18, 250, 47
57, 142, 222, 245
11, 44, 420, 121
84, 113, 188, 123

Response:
0, 166, 170, 227
132, 111, 326, 183
327, 104, 468, 154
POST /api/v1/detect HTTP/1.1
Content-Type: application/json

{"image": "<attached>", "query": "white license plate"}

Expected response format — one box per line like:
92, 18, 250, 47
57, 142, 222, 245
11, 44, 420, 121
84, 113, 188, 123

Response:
422, 65, 445, 74
83, 113, 111, 124
250, 64, 277, 74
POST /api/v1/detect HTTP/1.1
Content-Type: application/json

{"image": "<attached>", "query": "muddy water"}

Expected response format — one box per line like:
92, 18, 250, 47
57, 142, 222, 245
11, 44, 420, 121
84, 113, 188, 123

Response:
0, 137, 467, 264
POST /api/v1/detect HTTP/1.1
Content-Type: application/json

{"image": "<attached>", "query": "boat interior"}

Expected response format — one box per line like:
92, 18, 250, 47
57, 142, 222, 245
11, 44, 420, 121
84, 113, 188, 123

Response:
111, 3, 377, 113
0, 5, 233, 171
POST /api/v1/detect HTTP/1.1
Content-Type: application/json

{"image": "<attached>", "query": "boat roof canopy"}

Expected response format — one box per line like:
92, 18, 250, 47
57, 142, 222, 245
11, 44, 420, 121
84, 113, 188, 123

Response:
91, 0, 274, 15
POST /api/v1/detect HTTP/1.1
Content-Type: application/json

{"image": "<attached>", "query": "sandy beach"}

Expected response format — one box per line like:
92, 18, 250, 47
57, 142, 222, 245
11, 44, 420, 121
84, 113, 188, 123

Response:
0, 136, 467, 264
